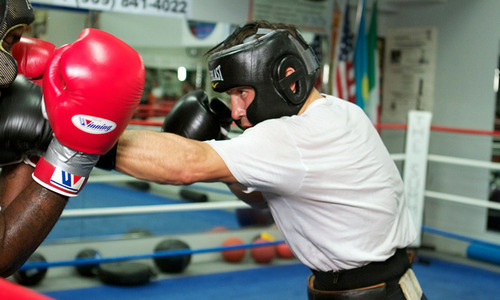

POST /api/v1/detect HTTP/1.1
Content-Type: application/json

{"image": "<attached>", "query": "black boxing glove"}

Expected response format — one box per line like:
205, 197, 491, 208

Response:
161, 89, 232, 140
0, 75, 53, 166
96, 90, 232, 171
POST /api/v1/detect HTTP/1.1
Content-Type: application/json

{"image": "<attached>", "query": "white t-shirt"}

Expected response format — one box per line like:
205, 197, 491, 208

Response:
206, 95, 417, 272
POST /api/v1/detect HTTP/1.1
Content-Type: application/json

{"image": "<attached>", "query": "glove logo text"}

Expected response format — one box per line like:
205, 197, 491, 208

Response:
71, 115, 117, 135
209, 65, 223, 82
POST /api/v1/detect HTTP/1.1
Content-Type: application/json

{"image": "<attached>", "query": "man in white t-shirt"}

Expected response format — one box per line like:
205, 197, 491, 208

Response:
111, 20, 426, 300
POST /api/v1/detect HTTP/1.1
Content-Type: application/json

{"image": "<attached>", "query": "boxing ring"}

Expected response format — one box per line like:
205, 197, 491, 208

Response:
8, 108, 500, 299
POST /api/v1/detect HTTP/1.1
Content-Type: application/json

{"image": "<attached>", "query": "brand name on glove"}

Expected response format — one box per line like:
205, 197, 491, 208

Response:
209, 65, 223, 82
71, 115, 117, 134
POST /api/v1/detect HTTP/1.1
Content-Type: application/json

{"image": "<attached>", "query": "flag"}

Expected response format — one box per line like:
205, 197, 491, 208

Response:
367, 0, 379, 123
354, 0, 369, 110
333, 3, 355, 103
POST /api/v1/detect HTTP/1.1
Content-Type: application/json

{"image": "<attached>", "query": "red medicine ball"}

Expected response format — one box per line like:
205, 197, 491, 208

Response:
221, 237, 246, 263
250, 238, 276, 264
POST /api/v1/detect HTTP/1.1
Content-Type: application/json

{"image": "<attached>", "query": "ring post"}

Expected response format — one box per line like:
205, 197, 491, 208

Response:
404, 110, 432, 247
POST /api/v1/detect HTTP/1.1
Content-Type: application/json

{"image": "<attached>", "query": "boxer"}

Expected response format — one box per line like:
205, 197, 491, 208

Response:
99, 20, 427, 300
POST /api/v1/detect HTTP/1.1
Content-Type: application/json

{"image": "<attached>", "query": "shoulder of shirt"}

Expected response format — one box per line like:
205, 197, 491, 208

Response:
302, 94, 341, 112
242, 95, 350, 131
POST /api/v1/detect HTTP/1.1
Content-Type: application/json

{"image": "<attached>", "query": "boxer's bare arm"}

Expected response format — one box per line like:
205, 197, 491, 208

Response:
115, 130, 237, 185
115, 130, 268, 208
0, 165, 68, 276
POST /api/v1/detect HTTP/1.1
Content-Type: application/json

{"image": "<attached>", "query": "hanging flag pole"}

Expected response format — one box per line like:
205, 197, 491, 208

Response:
333, 1, 355, 103
367, 0, 379, 124
353, 0, 368, 111
354, 0, 364, 41
328, 0, 345, 95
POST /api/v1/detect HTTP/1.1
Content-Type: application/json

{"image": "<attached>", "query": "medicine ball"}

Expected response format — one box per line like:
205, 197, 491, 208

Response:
153, 239, 192, 273
75, 248, 101, 277
13, 253, 48, 286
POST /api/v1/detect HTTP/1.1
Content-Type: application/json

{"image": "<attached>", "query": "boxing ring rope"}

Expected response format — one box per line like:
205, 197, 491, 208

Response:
20, 240, 286, 271
129, 120, 164, 127
61, 153, 500, 218
377, 123, 500, 136
60, 201, 249, 218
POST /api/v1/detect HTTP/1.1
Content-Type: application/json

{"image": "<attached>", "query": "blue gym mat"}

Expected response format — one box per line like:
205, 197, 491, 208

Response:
43, 182, 240, 243
42, 256, 500, 300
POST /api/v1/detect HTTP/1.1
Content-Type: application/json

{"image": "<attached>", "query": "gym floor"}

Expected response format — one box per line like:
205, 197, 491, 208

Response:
7, 179, 500, 300
24, 251, 500, 300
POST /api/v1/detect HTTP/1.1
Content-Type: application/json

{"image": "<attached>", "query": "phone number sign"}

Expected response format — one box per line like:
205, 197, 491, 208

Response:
52, 0, 191, 18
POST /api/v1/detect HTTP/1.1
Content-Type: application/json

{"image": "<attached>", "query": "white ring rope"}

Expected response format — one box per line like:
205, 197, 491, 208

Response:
88, 174, 140, 183
425, 190, 500, 210
390, 153, 405, 161
61, 200, 250, 218
428, 154, 500, 171
61, 151, 499, 218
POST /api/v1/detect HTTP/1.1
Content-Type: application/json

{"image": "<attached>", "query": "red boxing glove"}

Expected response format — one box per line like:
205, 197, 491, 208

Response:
12, 37, 56, 85
43, 29, 144, 154
33, 29, 145, 197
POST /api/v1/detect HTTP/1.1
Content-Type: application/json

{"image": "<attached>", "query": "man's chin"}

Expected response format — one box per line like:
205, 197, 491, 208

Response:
235, 119, 253, 131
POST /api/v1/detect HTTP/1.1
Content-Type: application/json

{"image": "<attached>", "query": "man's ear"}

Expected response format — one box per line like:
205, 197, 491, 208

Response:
285, 67, 296, 93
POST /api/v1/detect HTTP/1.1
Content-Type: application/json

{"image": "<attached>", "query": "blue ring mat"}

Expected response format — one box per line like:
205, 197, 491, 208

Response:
42, 256, 500, 300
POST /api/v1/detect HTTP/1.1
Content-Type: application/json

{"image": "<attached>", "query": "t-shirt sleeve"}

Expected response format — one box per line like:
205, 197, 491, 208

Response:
205, 121, 305, 195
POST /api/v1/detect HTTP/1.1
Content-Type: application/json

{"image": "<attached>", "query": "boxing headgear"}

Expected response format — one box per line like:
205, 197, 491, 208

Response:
208, 29, 320, 125
0, 0, 34, 87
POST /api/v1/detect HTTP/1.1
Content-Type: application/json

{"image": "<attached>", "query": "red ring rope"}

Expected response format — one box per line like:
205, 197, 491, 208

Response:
130, 112, 500, 137
375, 123, 500, 136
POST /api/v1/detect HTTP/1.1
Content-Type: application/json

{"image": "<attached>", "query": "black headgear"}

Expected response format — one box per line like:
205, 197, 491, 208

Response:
0, 0, 34, 88
208, 29, 320, 125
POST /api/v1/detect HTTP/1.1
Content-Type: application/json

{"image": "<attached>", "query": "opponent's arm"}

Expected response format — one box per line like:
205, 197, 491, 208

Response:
0, 179, 67, 277
0, 164, 35, 212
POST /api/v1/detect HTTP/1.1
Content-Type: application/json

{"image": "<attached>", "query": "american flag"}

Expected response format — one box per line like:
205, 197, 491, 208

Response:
334, 5, 356, 103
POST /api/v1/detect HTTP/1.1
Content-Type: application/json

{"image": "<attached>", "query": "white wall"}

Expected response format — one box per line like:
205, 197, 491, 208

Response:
380, 0, 500, 255
42, 9, 88, 47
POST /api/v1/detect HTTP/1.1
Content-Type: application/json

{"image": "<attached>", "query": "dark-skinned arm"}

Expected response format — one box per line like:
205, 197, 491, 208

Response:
0, 164, 67, 277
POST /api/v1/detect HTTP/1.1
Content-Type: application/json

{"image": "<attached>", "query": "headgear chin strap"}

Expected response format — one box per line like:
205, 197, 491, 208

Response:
0, 0, 34, 88
208, 29, 320, 125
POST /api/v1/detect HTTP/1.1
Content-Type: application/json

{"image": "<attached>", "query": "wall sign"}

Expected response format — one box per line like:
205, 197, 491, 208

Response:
51, 0, 192, 18
381, 27, 438, 124
250, 0, 331, 34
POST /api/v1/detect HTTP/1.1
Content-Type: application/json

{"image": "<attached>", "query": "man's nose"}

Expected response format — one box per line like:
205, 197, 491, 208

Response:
230, 98, 245, 120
